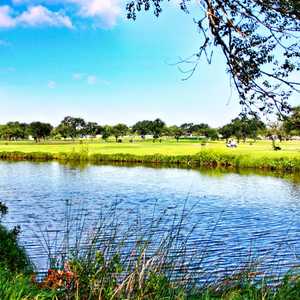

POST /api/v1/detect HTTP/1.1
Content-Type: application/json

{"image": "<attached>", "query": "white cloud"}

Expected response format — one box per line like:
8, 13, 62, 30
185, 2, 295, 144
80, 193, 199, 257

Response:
71, 0, 121, 28
17, 5, 73, 28
72, 72, 84, 80
87, 75, 97, 85
8, 0, 121, 28
73, 73, 110, 85
0, 5, 73, 28
0, 6, 16, 28
47, 80, 57, 88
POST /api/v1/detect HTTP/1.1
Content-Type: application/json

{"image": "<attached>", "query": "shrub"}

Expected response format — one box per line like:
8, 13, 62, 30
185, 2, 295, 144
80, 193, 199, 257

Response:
0, 203, 33, 274
0, 267, 55, 300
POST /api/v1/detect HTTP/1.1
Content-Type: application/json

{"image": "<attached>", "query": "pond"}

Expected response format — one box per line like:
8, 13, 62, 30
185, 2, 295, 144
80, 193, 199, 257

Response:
0, 161, 300, 281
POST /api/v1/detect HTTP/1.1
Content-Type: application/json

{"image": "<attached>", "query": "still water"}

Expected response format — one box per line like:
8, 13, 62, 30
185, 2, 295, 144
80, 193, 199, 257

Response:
0, 161, 300, 280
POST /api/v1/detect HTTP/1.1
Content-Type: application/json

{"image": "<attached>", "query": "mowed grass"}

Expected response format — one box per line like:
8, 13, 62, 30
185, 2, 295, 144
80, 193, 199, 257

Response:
0, 139, 300, 171
0, 139, 299, 157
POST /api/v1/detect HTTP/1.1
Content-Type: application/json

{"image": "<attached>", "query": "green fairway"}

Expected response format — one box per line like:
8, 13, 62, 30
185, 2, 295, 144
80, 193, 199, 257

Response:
0, 139, 299, 157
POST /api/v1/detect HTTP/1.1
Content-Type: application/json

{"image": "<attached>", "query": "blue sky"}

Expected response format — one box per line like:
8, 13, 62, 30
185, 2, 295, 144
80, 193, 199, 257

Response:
0, 0, 246, 127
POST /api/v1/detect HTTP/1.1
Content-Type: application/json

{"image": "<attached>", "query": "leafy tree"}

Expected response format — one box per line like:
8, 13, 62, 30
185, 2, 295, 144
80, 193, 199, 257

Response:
102, 125, 112, 141
167, 125, 184, 142
127, 0, 300, 115
27, 122, 53, 142
132, 120, 152, 139
204, 127, 219, 140
111, 124, 129, 142
0, 122, 28, 140
220, 116, 265, 142
245, 117, 266, 141
83, 122, 102, 137
219, 124, 234, 142
190, 123, 209, 134
150, 118, 166, 140
283, 106, 300, 136
56, 116, 86, 139
54, 124, 69, 139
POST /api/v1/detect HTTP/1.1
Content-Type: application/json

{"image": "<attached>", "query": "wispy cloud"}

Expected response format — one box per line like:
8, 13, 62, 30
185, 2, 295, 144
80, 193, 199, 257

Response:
72, 73, 110, 85
0, 5, 73, 28
18, 5, 73, 28
87, 75, 97, 85
72, 72, 84, 80
47, 80, 57, 88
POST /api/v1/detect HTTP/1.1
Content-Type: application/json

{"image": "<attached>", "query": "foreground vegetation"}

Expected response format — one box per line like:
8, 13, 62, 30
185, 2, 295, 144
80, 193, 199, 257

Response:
2, 259, 300, 300
2, 199, 300, 300
0, 140, 299, 171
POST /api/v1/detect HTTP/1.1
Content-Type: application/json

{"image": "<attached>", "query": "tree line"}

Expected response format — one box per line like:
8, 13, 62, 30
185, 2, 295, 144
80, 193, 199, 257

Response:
0, 107, 299, 142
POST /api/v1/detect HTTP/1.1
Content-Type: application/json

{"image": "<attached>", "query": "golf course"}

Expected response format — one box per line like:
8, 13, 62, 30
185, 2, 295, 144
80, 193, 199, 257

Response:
0, 139, 299, 171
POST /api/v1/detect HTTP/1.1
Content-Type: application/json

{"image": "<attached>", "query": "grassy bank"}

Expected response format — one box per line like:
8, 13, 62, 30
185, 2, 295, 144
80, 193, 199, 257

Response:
0, 147, 300, 171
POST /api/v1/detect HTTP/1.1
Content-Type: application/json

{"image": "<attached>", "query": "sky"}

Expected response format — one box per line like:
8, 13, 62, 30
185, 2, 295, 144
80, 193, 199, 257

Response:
0, 0, 258, 127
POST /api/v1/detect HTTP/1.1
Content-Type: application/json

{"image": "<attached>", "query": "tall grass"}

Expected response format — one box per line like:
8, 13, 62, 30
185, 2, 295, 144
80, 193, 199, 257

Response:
0, 268, 55, 300
24, 200, 300, 300
33, 199, 208, 299
0, 147, 299, 171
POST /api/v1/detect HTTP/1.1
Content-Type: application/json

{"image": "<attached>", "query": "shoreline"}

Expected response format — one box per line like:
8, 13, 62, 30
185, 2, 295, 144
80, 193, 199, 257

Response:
0, 150, 300, 172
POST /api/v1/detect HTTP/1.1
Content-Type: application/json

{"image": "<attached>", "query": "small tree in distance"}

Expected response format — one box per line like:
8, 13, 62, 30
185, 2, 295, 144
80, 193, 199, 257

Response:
168, 125, 184, 142
111, 124, 129, 142
27, 122, 53, 142
101, 125, 112, 141
132, 120, 152, 139
150, 118, 165, 141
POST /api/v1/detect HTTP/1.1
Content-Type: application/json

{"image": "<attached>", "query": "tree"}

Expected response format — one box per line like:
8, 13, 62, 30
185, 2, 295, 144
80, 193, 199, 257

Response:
168, 125, 184, 142
220, 116, 265, 142
245, 117, 266, 141
150, 118, 165, 140
283, 106, 300, 136
0, 122, 28, 140
27, 122, 53, 142
111, 124, 129, 142
127, 0, 300, 115
83, 122, 102, 137
190, 123, 209, 135
204, 127, 219, 140
219, 124, 234, 142
132, 120, 152, 139
56, 116, 86, 139
102, 125, 112, 141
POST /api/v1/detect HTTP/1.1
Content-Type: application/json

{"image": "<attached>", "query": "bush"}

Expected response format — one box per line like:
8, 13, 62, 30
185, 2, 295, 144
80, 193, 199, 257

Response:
0, 202, 33, 274
0, 224, 33, 273
0, 267, 55, 300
